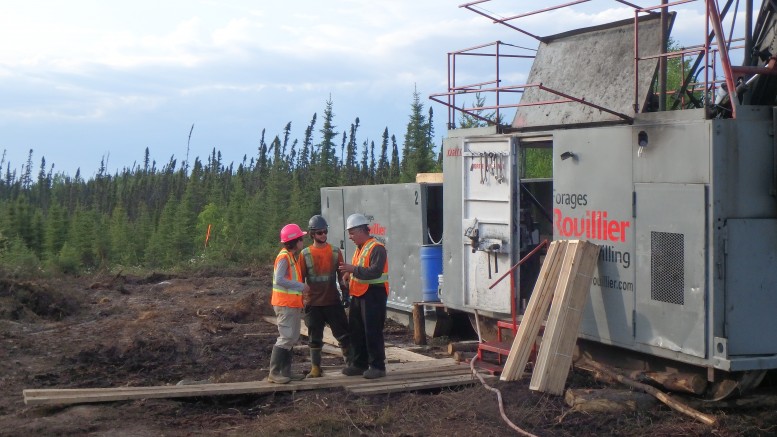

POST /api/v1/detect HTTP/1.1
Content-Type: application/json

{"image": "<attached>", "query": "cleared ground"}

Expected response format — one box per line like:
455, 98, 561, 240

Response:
1, 269, 776, 436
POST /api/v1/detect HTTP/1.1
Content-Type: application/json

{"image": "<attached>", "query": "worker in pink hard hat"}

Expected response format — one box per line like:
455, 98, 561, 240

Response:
267, 223, 310, 384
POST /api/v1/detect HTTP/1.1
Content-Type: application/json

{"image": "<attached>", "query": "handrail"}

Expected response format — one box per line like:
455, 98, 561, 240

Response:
489, 239, 550, 290
434, 0, 746, 127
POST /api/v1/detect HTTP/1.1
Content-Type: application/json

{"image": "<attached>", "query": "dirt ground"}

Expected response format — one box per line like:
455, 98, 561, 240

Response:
1, 269, 777, 437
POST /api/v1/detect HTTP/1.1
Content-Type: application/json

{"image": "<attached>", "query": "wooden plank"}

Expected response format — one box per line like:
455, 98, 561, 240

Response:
25, 360, 461, 396
530, 240, 583, 392
529, 241, 600, 395
447, 340, 481, 355
345, 369, 474, 391
415, 173, 443, 183
413, 303, 427, 345
24, 359, 463, 405
542, 241, 599, 394
385, 346, 436, 362
348, 374, 485, 395
262, 315, 433, 362
24, 378, 347, 405
500, 241, 568, 381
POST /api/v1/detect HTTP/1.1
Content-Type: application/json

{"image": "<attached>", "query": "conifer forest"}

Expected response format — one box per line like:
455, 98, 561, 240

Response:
0, 93, 443, 275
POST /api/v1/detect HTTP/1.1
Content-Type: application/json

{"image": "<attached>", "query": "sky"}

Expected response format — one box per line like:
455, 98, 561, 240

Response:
0, 0, 737, 178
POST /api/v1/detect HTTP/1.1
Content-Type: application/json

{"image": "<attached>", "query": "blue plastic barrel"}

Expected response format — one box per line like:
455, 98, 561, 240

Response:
420, 244, 443, 302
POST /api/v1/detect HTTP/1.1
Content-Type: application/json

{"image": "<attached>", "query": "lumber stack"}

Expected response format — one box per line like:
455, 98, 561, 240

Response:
500, 239, 600, 397
529, 240, 600, 395
500, 240, 569, 381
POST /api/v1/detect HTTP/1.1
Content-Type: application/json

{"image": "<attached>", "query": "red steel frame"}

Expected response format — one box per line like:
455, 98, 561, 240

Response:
433, 0, 753, 128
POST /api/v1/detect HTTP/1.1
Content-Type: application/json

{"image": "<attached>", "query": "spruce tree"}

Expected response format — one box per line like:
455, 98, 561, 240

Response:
401, 87, 436, 182
316, 97, 339, 191
390, 134, 400, 183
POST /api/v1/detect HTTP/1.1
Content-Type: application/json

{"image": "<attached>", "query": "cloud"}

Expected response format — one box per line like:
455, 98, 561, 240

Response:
0, 0, 722, 177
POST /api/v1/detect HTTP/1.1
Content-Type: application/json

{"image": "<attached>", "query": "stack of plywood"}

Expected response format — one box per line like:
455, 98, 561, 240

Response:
500, 240, 600, 396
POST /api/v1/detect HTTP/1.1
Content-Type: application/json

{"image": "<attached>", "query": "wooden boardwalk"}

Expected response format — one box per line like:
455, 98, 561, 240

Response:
24, 358, 491, 406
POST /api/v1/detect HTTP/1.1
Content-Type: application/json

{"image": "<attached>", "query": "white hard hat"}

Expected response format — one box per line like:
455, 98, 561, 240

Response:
346, 213, 370, 230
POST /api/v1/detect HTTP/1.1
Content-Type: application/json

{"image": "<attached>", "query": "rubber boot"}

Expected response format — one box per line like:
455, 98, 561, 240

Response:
282, 347, 306, 381
267, 346, 290, 384
307, 348, 323, 378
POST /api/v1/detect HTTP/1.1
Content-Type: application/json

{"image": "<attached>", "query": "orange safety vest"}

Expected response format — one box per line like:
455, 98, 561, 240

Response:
271, 248, 304, 308
349, 237, 389, 297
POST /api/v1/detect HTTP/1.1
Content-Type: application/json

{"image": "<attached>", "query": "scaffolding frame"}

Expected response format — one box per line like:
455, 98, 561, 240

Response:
431, 0, 770, 129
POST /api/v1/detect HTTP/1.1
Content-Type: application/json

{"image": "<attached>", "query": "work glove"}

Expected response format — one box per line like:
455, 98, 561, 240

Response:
340, 290, 350, 308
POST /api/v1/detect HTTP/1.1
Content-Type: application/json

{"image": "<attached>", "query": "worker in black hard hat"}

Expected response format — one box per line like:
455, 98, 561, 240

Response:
297, 214, 351, 378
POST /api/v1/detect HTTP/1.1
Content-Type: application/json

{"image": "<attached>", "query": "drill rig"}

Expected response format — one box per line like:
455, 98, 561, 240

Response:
432, 0, 777, 399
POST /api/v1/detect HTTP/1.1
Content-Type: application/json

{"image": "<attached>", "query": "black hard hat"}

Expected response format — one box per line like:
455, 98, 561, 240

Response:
308, 215, 328, 230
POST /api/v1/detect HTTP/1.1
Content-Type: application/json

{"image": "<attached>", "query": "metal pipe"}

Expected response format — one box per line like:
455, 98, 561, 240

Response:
705, 0, 710, 112
634, 9, 641, 112
744, 0, 753, 66
539, 84, 635, 121
708, 0, 738, 118
496, 41, 501, 125
660, 0, 669, 111
489, 240, 549, 290
731, 65, 777, 75
452, 40, 500, 53
773, 108, 777, 196
448, 53, 456, 128
454, 53, 535, 59
461, 3, 544, 41
447, 53, 453, 129
496, 0, 591, 22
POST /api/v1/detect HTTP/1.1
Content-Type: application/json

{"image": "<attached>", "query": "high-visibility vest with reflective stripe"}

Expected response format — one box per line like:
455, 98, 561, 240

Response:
349, 238, 389, 297
301, 244, 339, 283
271, 248, 304, 308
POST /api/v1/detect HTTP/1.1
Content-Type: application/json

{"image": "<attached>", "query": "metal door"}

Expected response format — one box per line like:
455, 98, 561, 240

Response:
725, 219, 777, 356
461, 137, 516, 313
634, 183, 706, 358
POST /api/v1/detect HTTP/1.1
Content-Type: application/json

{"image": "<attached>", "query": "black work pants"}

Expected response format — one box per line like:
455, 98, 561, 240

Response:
348, 286, 387, 371
303, 304, 350, 349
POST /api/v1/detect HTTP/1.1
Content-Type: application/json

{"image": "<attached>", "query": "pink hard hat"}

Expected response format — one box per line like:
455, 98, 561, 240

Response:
280, 223, 307, 243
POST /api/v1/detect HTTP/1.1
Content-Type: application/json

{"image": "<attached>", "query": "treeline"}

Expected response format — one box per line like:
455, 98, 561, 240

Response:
0, 92, 440, 275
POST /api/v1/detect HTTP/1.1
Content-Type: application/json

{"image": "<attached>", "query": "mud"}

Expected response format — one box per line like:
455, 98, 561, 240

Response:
1, 269, 775, 436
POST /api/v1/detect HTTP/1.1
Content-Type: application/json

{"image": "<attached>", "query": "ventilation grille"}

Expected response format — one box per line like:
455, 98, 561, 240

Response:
650, 231, 684, 305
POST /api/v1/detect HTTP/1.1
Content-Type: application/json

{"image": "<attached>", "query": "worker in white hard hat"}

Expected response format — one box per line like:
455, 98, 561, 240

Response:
267, 223, 310, 384
338, 213, 390, 379
298, 214, 350, 378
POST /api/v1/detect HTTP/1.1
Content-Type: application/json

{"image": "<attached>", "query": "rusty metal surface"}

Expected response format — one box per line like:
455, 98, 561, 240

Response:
513, 15, 670, 129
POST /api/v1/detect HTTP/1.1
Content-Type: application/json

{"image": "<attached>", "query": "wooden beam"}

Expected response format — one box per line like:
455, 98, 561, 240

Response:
413, 303, 427, 345
643, 371, 708, 396
564, 388, 658, 413
415, 173, 443, 183
582, 359, 718, 426
530, 240, 600, 395
448, 340, 481, 355
348, 374, 484, 395
500, 240, 568, 381
23, 359, 463, 406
